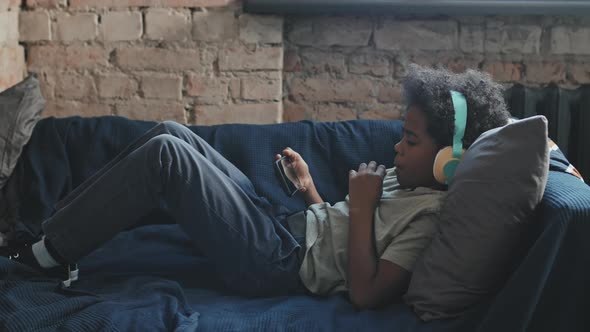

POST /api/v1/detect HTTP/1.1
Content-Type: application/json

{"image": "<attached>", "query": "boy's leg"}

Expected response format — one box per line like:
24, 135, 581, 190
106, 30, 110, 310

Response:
43, 134, 301, 296
56, 121, 270, 214
146, 122, 273, 214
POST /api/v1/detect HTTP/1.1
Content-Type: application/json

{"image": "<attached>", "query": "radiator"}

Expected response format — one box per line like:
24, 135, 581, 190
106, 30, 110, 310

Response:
504, 84, 589, 184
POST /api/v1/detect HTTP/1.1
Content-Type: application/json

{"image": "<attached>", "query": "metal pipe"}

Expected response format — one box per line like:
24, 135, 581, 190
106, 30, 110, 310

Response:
244, 0, 590, 16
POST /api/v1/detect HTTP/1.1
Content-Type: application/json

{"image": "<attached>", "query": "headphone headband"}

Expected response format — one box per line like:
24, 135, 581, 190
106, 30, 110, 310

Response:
450, 91, 467, 159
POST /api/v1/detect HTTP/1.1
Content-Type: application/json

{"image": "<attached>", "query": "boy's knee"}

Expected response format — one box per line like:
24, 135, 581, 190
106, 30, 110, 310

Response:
150, 133, 186, 147
161, 120, 189, 135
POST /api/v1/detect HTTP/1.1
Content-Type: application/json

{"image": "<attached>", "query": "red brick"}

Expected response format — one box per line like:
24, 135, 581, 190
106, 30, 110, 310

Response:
26, 0, 66, 8
70, 0, 234, 9
569, 63, 590, 84
20, 11, 52, 41
349, 53, 390, 77
377, 84, 402, 103
283, 50, 301, 72
116, 47, 202, 70
35, 71, 56, 100
283, 101, 309, 122
28, 45, 109, 70
55, 73, 96, 100
0, 12, 18, 46
239, 14, 283, 44
314, 104, 357, 122
55, 13, 98, 42
192, 11, 237, 42
241, 73, 282, 101
359, 105, 402, 120
186, 75, 228, 103
44, 101, 111, 118
525, 61, 566, 84
140, 74, 182, 100
219, 46, 282, 71
195, 103, 280, 125
300, 50, 345, 75
115, 100, 186, 122
290, 77, 374, 103
0, 46, 25, 93
0, 0, 21, 10
145, 9, 190, 41
229, 78, 240, 99
290, 17, 371, 47
97, 74, 138, 98
101, 11, 143, 41
482, 62, 523, 82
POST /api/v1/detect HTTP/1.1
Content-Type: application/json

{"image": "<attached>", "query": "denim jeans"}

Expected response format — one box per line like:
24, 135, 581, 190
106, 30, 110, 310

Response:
42, 121, 303, 296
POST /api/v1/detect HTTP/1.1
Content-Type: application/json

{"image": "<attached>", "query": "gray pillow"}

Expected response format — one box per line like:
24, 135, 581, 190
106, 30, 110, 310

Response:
404, 115, 550, 321
0, 75, 45, 190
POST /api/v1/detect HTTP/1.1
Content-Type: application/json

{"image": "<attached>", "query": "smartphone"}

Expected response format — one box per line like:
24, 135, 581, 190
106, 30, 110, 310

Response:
274, 155, 301, 196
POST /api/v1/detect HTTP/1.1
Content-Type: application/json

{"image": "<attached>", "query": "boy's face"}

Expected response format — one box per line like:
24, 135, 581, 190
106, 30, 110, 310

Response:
394, 106, 441, 189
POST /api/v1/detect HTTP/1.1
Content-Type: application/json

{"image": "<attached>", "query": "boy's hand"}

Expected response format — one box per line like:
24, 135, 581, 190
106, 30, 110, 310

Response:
275, 147, 314, 193
348, 161, 386, 214
276, 147, 324, 206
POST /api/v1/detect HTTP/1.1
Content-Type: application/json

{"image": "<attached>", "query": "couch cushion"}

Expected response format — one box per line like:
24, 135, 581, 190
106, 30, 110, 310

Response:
404, 115, 550, 320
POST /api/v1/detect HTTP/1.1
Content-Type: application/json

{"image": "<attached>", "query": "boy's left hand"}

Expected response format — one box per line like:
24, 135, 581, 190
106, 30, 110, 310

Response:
348, 161, 386, 213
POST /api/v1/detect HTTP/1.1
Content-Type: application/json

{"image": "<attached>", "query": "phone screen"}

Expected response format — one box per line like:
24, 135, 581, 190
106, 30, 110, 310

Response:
275, 156, 301, 196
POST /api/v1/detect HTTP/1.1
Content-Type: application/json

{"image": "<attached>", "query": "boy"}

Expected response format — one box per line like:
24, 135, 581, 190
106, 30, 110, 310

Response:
1, 65, 510, 309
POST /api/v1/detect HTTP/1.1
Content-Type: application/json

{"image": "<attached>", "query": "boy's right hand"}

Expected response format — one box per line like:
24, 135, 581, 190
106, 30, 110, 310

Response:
275, 147, 314, 193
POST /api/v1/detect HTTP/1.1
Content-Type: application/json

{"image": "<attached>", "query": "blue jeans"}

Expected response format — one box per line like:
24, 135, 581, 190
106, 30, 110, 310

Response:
42, 121, 303, 296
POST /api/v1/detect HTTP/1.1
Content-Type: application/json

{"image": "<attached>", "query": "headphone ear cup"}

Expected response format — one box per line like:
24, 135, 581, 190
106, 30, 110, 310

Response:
433, 146, 464, 184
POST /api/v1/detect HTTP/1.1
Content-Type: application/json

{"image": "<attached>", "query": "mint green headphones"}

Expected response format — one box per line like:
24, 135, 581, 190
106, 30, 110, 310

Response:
432, 90, 467, 185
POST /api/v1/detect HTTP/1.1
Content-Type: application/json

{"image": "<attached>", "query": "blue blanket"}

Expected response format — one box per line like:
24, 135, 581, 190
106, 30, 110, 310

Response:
1, 116, 589, 331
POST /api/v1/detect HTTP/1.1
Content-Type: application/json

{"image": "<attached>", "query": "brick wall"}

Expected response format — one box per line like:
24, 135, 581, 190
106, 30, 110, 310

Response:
16, 1, 590, 123
283, 16, 590, 122
20, 0, 284, 124
0, 0, 25, 92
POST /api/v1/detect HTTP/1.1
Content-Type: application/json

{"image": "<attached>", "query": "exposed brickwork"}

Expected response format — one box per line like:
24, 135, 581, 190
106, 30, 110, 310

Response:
45, 101, 111, 118
290, 78, 374, 103
192, 11, 237, 41
239, 14, 283, 44
195, 103, 281, 125
289, 17, 371, 47
219, 45, 282, 71
54, 73, 96, 100
482, 62, 523, 82
28, 45, 109, 70
20, 11, 52, 41
115, 47, 201, 70
115, 100, 185, 122
97, 74, 138, 98
13, 2, 590, 124
101, 12, 143, 41
145, 9, 191, 41
55, 13, 98, 42
0, 0, 20, 11
525, 61, 567, 84
375, 20, 457, 51
70, 0, 234, 9
0, 3, 24, 92
140, 74, 182, 100
26, 0, 66, 8
0, 12, 19, 46
240, 72, 282, 101
186, 75, 229, 103
0, 46, 25, 92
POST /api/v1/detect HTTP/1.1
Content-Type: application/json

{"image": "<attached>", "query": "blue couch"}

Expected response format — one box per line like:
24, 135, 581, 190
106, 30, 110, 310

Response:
1, 116, 589, 331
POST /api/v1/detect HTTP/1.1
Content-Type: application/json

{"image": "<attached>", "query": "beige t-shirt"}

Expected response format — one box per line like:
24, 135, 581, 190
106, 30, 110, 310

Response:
298, 167, 446, 295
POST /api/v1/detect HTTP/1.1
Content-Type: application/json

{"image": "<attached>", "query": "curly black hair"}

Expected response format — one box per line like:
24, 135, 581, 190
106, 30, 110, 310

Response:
402, 64, 511, 149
